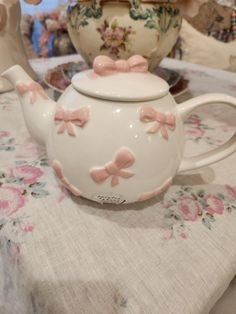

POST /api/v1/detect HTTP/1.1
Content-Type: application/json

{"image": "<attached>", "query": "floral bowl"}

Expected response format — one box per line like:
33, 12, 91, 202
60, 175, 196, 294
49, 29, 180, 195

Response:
67, 0, 182, 70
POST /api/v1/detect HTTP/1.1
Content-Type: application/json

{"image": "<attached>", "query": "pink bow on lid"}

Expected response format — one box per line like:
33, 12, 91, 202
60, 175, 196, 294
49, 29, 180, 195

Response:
90, 148, 135, 187
140, 106, 176, 140
54, 107, 89, 137
93, 55, 148, 76
16, 82, 48, 104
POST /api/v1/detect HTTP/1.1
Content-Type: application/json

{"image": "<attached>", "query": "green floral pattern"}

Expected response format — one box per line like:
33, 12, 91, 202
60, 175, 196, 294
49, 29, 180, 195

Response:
68, 2, 102, 28
184, 113, 235, 146
0, 131, 15, 152
184, 114, 215, 144
129, 1, 181, 32
0, 130, 56, 256
68, 1, 181, 32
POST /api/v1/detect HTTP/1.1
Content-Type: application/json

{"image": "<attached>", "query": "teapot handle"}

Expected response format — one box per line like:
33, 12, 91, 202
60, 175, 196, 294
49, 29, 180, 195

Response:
177, 93, 236, 172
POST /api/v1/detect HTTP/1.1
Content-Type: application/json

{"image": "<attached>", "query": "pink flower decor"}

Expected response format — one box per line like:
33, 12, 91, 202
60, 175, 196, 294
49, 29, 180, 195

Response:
11, 165, 43, 184
97, 20, 134, 57
19, 222, 35, 233
226, 185, 236, 200
178, 196, 201, 221
204, 195, 224, 215
185, 126, 204, 137
0, 131, 10, 139
184, 115, 204, 137
0, 186, 26, 216
103, 28, 125, 48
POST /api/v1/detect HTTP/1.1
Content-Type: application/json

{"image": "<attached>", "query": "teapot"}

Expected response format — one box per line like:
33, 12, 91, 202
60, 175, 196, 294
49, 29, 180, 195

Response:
2, 55, 236, 204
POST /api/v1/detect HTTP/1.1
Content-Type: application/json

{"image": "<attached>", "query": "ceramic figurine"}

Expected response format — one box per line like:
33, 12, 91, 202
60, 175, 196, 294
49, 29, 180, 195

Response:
0, 0, 37, 93
2, 55, 236, 204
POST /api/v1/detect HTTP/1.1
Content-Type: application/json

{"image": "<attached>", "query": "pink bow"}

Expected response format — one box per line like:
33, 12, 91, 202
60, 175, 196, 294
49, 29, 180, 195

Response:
139, 178, 173, 202
90, 148, 135, 187
16, 82, 48, 104
52, 160, 81, 196
140, 106, 176, 140
93, 55, 148, 76
54, 107, 89, 137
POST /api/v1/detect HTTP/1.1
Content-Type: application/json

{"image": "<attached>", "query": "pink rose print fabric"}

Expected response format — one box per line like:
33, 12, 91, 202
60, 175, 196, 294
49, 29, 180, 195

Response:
178, 196, 202, 221
204, 195, 224, 215
0, 131, 10, 139
9, 165, 43, 185
226, 185, 236, 200
184, 113, 235, 146
161, 185, 236, 240
0, 186, 26, 216
0, 130, 62, 258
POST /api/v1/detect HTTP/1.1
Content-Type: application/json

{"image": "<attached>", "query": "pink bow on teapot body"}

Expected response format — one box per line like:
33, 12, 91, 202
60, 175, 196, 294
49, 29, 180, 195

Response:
54, 107, 89, 137
90, 148, 135, 187
16, 82, 48, 104
93, 55, 148, 76
52, 160, 81, 196
138, 178, 173, 202
140, 106, 176, 140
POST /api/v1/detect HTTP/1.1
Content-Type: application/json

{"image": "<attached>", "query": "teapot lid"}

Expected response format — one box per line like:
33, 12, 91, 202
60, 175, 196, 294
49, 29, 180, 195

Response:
71, 55, 169, 102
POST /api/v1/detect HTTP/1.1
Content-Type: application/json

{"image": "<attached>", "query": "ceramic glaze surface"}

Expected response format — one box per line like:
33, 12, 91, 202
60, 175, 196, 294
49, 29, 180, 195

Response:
46, 87, 184, 204
2, 55, 236, 204
67, 1, 182, 70
72, 69, 169, 101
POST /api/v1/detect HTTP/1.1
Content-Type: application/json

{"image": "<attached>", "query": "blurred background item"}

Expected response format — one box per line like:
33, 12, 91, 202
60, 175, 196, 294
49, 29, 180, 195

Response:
18, 0, 236, 73
170, 0, 236, 72
36, 9, 76, 57
185, 0, 235, 41
0, 0, 37, 93
20, 0, 75, 58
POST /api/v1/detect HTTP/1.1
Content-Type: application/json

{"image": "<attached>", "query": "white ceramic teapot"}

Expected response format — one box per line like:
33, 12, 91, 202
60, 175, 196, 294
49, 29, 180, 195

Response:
2, 55, 236, 204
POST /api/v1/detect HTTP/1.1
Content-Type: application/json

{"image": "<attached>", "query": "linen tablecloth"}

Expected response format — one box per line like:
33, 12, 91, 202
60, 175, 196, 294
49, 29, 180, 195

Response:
0, 55, 236, 314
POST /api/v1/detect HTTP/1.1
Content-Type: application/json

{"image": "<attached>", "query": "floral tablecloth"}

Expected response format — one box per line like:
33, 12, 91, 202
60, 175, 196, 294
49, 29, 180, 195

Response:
1, 55, 236, 314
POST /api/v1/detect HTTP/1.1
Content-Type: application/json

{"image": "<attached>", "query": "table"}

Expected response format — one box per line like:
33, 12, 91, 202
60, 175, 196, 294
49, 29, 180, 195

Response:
0, 55, 236, 314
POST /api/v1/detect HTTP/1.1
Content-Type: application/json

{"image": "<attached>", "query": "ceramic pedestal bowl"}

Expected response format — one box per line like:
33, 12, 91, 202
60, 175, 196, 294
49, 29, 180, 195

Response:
67, 0, 182, 70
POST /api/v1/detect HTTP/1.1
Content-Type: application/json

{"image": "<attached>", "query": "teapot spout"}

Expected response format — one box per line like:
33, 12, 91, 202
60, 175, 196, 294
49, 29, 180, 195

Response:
1, 65, 56, 145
